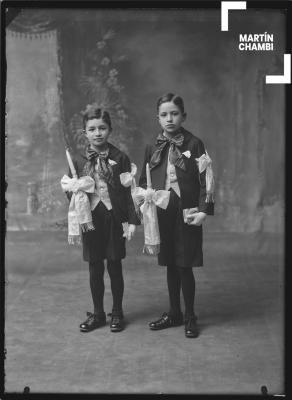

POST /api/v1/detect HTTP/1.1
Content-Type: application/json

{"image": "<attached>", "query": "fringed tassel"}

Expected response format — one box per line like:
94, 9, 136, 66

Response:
80, 222, 95, 232
205, 193, 215, 203
68, 235, 82, 245
143, 244, 160, 256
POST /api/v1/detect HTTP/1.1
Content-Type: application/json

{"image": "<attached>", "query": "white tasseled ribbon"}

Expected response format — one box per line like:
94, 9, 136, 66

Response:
120, 163, 171, 255
60, 175, 96, 244
195, 150, 215, 203
134, 187, 170, 255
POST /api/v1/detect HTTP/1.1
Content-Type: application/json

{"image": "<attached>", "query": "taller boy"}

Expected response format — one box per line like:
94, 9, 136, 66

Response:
139, 93, 215, 338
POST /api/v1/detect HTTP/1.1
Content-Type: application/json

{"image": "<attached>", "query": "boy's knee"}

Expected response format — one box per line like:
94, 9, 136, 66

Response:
107, 260, 123, 276
178, 267, 194, 278
89, 261, 104, 274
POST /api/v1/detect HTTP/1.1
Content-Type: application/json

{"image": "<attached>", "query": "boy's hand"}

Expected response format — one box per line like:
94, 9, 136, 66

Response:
187, 211, 207, 226
127, 224, 136, 240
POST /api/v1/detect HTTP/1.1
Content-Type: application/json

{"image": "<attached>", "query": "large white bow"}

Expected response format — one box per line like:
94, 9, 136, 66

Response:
60, 175, 95, 244
195, 150, 215, 203
134, 187, 170, 213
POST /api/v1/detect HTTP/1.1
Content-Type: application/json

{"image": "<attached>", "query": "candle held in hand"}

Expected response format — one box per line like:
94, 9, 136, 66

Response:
146, 163, 152, 189
66, 149, 77, 179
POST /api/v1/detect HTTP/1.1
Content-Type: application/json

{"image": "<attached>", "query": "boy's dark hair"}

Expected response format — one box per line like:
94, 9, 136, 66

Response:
82, 104, 112, 130
156, 93, 185, 114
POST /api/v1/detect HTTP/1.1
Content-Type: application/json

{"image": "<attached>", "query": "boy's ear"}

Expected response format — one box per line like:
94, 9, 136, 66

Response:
182, 112, 187, 121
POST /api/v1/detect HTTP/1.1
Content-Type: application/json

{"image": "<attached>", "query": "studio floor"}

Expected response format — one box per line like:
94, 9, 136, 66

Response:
4, 228, 284, 395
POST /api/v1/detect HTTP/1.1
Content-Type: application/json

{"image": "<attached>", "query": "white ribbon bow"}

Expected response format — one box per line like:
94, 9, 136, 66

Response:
195, 150, 215, 202
134, 187, 170, 213
121, 163, 170, 210
60, 175, 95, 244
119, 163, 137, 189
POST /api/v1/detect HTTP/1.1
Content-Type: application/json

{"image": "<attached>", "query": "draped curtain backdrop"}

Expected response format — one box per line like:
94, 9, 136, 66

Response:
6, 9, 285, 239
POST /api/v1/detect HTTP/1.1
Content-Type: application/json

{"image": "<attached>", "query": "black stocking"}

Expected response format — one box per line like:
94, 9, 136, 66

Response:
107, 260, 124, 314
179, 267, 196, 318
166, 265, 182, 316
89, 261, 105, 315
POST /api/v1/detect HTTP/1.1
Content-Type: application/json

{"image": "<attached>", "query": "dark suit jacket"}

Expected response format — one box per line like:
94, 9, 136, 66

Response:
66, 143, 140, 226
139, 128, 214, 215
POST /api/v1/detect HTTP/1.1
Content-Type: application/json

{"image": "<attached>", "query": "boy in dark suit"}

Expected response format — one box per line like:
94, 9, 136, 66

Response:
139, 93, 214, 338
66, 106, 140, 333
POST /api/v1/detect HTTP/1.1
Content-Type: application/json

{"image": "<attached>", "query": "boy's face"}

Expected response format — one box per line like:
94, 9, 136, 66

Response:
85, 118, 111, 148
157, 101, 186, 135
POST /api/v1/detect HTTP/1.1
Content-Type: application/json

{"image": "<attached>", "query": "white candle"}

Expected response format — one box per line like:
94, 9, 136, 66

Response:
66, 149, 77, 178
146, 163, 152, 188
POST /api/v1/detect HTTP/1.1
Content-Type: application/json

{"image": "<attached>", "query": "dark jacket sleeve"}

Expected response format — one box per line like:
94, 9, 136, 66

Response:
120, 154, 141, 225
138, 145, 152, 189
195, 140, 214, 216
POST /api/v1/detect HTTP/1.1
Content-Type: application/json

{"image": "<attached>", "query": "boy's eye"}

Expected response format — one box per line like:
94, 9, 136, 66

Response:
159, 112, 179, 117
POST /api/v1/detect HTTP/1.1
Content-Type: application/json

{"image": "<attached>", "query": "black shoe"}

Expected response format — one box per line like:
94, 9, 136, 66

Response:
80, 312, 106, 332
184, 315, 199, 338
110, 312, 124, 332
149, 312, 183, 330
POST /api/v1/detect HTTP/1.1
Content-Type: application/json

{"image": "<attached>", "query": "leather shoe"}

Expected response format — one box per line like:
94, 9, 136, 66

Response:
149, 312, 183, 330
80, 312, 106, 332
184, 315, 199, 338
110, 312, 124, 332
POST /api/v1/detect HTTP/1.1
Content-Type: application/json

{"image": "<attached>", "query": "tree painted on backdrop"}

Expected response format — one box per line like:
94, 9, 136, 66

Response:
69, 29, 136, 155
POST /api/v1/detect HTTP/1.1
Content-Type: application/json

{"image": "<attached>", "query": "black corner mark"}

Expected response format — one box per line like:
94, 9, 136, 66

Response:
5, 8, 22, 28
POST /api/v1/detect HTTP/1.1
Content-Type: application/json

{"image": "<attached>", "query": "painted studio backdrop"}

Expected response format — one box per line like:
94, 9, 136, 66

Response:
6, 9, 284, 245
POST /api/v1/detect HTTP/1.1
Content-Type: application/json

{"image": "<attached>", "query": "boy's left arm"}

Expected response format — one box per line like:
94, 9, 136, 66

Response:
196, 140, 214, 216
187, 140, 214, 226
121, 154, 141, 227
